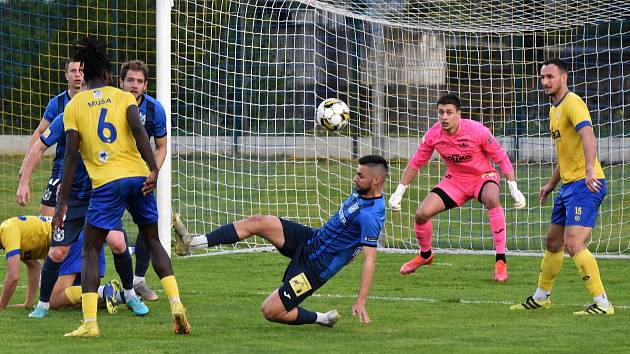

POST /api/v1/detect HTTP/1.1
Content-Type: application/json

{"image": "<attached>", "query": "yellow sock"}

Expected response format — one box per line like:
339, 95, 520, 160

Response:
82, 292, 98, 322
160, 275, 181, 304
537, 250, 564, 291
572, 249, 605, 297
64, 286, 83, 305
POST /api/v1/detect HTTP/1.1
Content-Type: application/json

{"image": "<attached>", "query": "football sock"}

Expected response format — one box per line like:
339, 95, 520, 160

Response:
572, 249, 605, 298
133, 276, 145, 286
537, 250, 564, 294
82, 292, 98, 322
488, 206, 506, 254
594, 293, 611, 308
533, 288, 551, 301
160, 275, 182, 305
496, 253, 507, 263
124, 288, 138, 300
64, 286, 83, 305
113, 249, 134, 291
315, 312, 331, 325
205, 223, 240, 247
134, 235, 151, 277
190, 236, 208, 251
36, 300, 50, 310
414, 221, 432, 253
291, 307, 317, 325
39, 256, 62, 302
97, 285, 104, 299
420, 250, 432, 259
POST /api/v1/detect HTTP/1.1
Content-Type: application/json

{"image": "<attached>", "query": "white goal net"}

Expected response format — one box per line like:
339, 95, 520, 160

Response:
170, 0, 630, 256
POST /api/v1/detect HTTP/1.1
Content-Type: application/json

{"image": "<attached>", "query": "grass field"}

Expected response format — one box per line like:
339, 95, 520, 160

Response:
0, 251, 629, 353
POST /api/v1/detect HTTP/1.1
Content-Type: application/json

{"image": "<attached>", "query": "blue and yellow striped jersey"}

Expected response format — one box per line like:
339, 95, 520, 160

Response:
0, 216, 51, 260
64, 86, 149, 188
549, 92, 605, 183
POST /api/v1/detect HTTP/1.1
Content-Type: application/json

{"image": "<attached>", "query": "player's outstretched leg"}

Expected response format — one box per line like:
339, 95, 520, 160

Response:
261, 290, 340, 327
140, 223, 191, 334
133, 233, 158, 301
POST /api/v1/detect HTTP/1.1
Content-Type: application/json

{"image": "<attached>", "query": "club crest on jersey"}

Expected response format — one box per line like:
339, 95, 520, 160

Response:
42, 189, 52, 201
52, 228, 65, 242
140, 112, 146, 125
98, 150, 109, 162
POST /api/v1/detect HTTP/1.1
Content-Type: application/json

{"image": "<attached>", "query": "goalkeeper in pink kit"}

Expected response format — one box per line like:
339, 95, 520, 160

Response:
389, 94, 526, 281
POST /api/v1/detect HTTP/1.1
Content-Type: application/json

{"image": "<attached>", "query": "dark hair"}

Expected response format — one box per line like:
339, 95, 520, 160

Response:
65, 58, 80, 72
72, 36, 111, 82
542, 58, 569, 73
120, 60, 149, 82
437, 93, 461, 111
359, 155, 389, 175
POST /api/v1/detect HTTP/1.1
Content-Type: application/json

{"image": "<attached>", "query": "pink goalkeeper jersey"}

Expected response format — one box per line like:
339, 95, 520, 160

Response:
408, 119, 514, 179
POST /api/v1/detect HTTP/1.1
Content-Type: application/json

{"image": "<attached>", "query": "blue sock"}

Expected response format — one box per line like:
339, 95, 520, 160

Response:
291, 307, 317, 325
205, 223, 239, 247
113, 249, 134, 290
134, 234, 151, 277
39, 256, 62, 302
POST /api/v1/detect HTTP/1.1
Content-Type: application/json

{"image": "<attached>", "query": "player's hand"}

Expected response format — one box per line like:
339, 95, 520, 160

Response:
388, 184, 408, 211
51, 202, 67, 234
584, 169, 602, 193
16, 183, 31, 206
352, 302, 371, 324
142, 170, 158, 196
507, 180, 526, 209
539, 183, 555, 204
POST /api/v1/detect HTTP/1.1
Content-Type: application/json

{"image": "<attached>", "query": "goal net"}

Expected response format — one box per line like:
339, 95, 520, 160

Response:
0, 1, 627, 257
171, 0, 629, 257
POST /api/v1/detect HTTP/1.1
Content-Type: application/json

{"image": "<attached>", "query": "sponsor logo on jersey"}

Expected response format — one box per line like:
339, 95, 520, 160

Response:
551, 129, 561, 139
443, 153, 472, 163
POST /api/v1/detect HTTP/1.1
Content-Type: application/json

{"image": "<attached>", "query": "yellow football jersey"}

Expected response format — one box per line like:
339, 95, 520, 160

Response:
64, 86, 149, 188
549, 92, 605, 184
0, 216, 51, 260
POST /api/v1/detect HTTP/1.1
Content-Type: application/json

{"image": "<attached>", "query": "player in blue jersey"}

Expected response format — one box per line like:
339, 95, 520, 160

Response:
19, 59, 83, 216
17, 112, 149, 318
119, 60, 168, 302
510, 58, 612, 315
175, 155, 388, 326
54, 36, 189, 337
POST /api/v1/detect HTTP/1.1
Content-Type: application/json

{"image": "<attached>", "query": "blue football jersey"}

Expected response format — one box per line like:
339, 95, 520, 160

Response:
43, 91, 71, 123
40, 113, 92, 200
138, 94, 167, 139
305, 192, 385, 281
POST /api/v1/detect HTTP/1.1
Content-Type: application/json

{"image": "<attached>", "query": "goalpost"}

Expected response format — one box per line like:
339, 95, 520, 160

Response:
167, 0, 629, 257
0, 1, 627, 257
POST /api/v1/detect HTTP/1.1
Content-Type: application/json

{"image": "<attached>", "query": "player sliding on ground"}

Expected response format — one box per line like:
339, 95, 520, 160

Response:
174, 155, 388, 326
53, 36, 190, 337
388, 94, 526, 282
510, 58, 613, 315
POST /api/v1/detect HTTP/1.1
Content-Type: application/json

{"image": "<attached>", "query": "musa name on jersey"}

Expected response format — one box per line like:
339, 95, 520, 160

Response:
40, 113, 91, 200
549, 92, 605, 184
408, 119, 514, 180
0, 216, 51, 260
43, 91, 71, 123
304, 192, 385, 281
63, 86, 148, 188
138, 94, 167, 139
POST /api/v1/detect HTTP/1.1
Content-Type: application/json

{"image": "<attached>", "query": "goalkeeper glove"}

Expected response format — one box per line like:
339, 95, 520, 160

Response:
507, 180, 526, 209
388, 184, 408, 211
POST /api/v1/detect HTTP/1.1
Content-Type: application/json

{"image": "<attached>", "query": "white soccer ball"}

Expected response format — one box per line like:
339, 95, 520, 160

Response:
315, 98, 350, 131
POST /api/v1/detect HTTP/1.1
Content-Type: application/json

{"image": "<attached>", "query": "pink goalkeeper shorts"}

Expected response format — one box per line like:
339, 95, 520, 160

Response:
433, 171, 501, 208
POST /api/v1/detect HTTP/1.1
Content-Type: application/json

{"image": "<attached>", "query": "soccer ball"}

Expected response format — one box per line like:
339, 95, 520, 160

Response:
315, 98, 350, 131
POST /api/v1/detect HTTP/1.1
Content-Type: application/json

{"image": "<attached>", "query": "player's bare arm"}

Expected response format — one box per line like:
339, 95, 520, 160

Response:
578, 125, 601, 193
126, 105, 158, 194
540, 165, 561, 204
7, 259, 42, 308
0, 255, 21, 309
51, 130, 80, 231
16, 140, 49, 206
154, 136, 167, 170
352, 245, 377, 324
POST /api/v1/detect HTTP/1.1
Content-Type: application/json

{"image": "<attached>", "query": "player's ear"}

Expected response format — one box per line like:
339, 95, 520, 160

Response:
119, 78, 124, 89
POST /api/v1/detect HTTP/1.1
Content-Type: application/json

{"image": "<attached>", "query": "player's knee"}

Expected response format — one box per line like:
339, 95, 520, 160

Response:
244, 215, 272, 232
260, 303, 281, 322
106, 231, 127, 253
48, 246, 69, 262
545, 237, 563, 253
414, 211, 430, 224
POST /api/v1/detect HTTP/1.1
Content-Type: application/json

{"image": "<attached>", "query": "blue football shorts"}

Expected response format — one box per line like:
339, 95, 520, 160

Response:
550, 178, 606, 228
